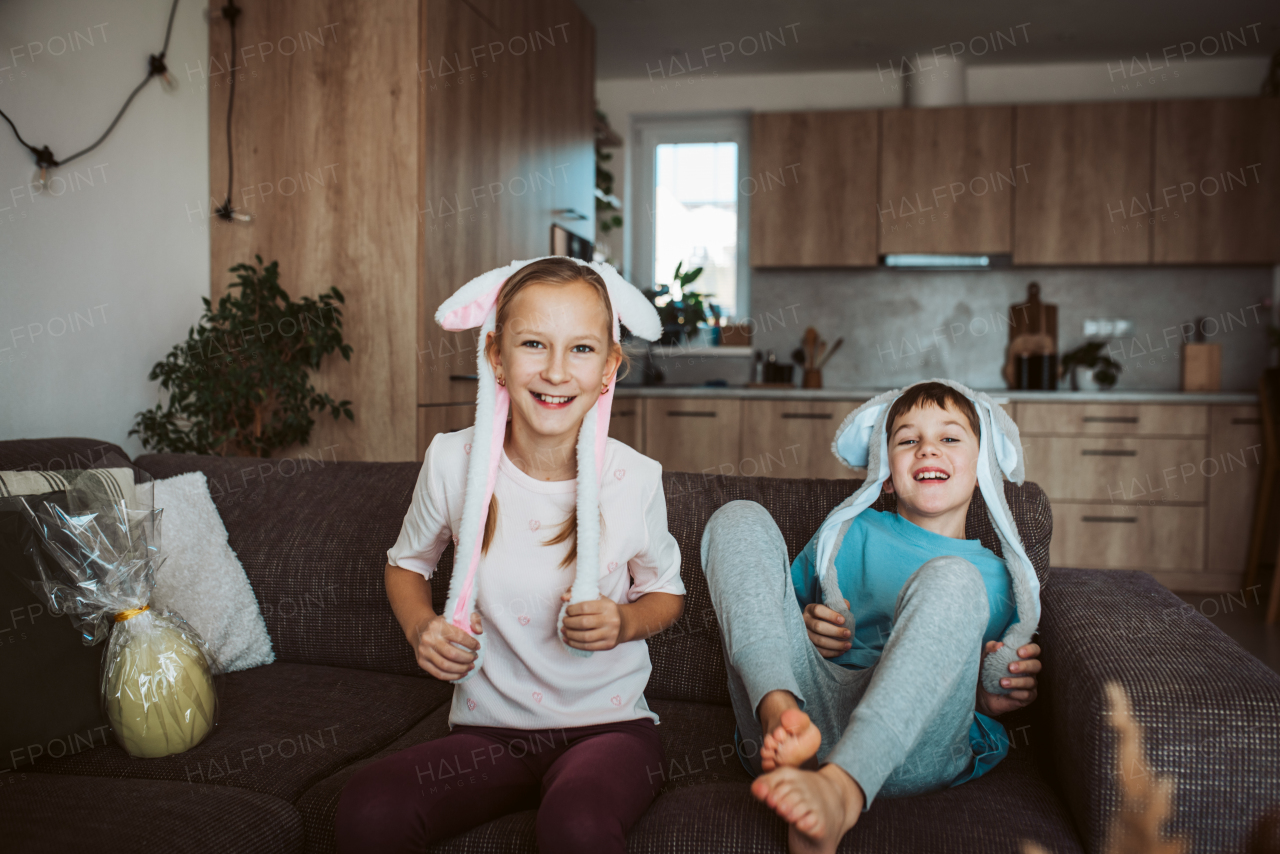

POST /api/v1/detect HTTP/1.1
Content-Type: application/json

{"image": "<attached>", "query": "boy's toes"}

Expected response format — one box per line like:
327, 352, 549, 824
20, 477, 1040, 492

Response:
771, 709, 822, 767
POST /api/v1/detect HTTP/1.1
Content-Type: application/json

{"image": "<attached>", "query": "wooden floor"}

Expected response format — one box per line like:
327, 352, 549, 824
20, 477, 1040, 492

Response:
1175, 576, 1280, 677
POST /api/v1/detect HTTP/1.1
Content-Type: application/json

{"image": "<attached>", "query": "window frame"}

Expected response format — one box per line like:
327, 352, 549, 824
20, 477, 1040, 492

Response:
630, 112, 752, 320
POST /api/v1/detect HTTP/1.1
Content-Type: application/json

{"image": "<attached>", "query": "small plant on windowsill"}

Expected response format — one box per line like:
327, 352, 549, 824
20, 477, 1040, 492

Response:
643, 262, 708, 345
1060, 341, 1122, 391
130, 256, 354, 458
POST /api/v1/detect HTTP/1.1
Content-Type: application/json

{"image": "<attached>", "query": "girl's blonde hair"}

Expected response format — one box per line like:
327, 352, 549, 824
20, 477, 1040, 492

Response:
480, 258, 629, 568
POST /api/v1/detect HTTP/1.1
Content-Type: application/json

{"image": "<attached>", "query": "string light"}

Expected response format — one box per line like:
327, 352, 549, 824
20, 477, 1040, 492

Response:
0, 0, 181, 190
213, 1, 249, 222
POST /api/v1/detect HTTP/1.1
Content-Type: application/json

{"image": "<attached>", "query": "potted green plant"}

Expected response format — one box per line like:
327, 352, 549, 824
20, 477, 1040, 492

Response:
130, 256, 354, 457
643, 262, 707, 345
1060, 341, 1122, 391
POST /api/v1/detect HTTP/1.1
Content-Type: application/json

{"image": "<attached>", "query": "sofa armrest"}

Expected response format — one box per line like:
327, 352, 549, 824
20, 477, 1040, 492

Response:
1039, 568, 1280, 854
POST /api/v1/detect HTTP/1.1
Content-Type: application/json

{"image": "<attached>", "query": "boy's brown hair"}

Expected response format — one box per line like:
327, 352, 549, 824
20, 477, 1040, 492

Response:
885, 382, 981, 440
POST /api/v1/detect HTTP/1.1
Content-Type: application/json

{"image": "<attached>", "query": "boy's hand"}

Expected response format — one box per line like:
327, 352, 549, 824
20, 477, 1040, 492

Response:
411, 611, 483, 681
976, 640, 1041, 716
561, 592, 624, 651
802, 599, 852, 659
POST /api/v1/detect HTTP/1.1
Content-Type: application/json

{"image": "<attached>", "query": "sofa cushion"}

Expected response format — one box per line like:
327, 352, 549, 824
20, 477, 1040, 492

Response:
17, 662, 450, 802
293, 697, 1078, 854
0, 438, 140, 478
134, 453, 432, 675
0, 773, 304, 854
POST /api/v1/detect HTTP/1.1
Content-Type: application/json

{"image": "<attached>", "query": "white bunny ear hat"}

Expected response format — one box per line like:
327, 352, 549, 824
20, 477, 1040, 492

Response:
435, 257, 661, 682
817, 378, 1040, 696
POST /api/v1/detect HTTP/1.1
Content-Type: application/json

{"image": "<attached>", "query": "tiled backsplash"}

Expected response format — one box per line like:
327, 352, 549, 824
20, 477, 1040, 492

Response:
688, 267, 1274, 392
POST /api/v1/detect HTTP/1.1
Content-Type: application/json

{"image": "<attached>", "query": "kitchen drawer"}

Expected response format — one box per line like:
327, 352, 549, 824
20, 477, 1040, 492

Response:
608, 400, 644, 452
643, 398, 742, 475
1051, 503, 1205, 571
1022, 435, 1208, 503
1018, 403, 1207, 437
740, 399, 867, 479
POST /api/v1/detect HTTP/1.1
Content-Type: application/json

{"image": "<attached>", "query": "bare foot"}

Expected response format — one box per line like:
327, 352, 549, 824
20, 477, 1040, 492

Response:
761, 707, 822, 771
750, 764, 865, 854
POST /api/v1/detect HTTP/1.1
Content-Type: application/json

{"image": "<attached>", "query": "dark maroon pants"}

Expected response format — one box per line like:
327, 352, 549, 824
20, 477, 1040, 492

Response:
335, 718, 664, 854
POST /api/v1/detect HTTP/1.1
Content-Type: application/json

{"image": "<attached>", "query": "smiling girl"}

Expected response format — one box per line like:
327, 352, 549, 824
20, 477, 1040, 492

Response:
335, 258, 685, 854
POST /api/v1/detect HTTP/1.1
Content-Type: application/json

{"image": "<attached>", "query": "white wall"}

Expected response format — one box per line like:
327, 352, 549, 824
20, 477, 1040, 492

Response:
0, 0, 209, 456
597, 55, 1271, 277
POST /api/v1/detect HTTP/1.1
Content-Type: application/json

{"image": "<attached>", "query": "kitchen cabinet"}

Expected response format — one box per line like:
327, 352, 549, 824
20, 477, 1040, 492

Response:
749, 111, 879, 267
878, 106, 1014, 255
642, 398, 742, 475
417, 0, 598, 418
1152, 98, 1280, 264
608, 400, 644, 452
1012, 102, 1154, 265
1206, 406, 1263, 575
417, 403, 476, 455
739, 399, 866, 479
1015, 400, 1259, 592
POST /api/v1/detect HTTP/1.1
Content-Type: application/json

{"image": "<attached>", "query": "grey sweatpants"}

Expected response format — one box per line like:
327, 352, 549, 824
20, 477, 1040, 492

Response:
700, 500, 990, 808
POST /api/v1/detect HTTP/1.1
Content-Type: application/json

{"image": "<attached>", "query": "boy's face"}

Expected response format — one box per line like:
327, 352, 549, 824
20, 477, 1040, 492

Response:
882, 401, 981, 520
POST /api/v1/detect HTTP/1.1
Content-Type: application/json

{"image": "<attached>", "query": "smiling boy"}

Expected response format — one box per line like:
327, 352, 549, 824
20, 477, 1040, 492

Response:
700, 381, 1043, 854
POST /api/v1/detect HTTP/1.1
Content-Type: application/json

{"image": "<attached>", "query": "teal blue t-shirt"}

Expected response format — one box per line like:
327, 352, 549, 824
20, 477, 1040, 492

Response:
790, 509, 1017, 784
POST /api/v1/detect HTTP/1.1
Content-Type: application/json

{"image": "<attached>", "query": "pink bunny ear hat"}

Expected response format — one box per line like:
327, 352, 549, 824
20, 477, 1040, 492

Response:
435, 257, 661, 682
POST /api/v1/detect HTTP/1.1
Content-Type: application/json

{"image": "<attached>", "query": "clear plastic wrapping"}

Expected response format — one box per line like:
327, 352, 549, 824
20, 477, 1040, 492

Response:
13, 469, 218, 758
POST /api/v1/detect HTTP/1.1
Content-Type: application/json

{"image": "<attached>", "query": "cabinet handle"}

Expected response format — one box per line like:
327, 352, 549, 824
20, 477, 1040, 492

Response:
781, 412, 833, 420
553, 208, 589, 221
668, 411, 717, 418
1081, 515, 1138, 523
1081, 449, 1137, 457
613, 409, 636, 417
1231, 417, 1261, 425
1083, 416, 1138, 424
449, 374, 479, 381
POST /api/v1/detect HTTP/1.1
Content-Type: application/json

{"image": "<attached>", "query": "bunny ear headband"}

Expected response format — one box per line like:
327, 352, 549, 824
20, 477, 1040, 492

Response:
435, 256, 661, 682
817, 378, 1039, 696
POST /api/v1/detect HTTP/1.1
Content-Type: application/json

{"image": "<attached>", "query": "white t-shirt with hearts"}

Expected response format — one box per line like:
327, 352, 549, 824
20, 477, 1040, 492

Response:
387, 426, 685, 730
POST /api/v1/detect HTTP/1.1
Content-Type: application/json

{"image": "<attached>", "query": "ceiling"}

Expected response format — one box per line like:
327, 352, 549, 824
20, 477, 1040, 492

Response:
578, 0, 1280, 80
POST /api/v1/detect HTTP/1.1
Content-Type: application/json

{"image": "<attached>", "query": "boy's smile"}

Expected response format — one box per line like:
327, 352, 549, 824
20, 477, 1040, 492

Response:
882, 401, 980, 539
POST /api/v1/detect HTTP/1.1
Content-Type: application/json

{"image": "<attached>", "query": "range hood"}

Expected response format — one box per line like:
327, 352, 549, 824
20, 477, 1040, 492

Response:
881, 254, 1012, 269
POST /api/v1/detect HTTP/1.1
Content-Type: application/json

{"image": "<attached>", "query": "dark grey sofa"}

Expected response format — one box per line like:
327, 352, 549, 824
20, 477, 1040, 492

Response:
1, 436, 1277, 854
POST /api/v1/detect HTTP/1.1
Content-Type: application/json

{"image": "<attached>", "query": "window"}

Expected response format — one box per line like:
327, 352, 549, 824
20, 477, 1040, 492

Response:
632, 115, 750, 320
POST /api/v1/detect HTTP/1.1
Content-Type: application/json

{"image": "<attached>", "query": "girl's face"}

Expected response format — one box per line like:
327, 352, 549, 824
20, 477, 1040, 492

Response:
488, 279, 621, 447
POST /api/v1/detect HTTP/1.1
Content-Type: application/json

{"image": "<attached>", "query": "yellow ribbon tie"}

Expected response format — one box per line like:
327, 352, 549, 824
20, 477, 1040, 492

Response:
115, 605, 151, 622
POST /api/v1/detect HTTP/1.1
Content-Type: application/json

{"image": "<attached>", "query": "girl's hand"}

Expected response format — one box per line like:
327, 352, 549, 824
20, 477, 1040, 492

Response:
976, 640, 1041, 716
560, 591, 624, 651
802, 599, 852, 659
411, 612, 483, 681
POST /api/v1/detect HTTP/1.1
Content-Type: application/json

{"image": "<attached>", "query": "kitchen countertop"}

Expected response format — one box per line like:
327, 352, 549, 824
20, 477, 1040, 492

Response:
613, 386, 1258, 405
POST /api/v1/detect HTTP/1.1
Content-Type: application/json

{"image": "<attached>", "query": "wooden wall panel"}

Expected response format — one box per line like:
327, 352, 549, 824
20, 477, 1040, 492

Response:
1013, 102, 1153, 265
879, 106, 1014, 255
209, 0, 420, 461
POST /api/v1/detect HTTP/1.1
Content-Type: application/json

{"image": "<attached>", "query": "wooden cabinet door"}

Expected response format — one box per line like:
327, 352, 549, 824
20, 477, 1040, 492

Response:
740, 399, 866, 479
750, 111, 879, 267
1206, 406, 1263, 577
417, 404, 476, 453
608, 398, 644, 452
1013, 102, 1153, 264
879, 106, 1013, 255
643, 398, 742, 475
1152, 99, 1280, 263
